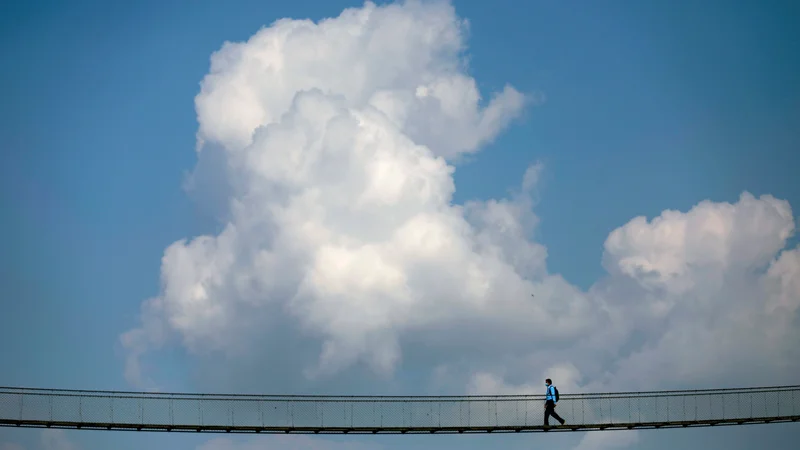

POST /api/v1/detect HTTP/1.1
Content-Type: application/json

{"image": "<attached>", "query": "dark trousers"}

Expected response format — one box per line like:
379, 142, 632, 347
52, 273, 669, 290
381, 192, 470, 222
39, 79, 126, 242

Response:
544, 400, 564, 426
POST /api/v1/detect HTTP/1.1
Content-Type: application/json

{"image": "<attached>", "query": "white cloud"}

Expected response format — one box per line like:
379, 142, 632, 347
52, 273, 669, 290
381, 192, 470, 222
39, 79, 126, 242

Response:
121, 0, 800, 420
589, 193, 799, 389
573, 431, 639, 450
602, 193, 794, 296
467, 362, 582, 395
197, 436, 380, 450
474, 192, 799, 394
121, 0, 594, 387
193, 0, 524, 160
40, 430, 77, 450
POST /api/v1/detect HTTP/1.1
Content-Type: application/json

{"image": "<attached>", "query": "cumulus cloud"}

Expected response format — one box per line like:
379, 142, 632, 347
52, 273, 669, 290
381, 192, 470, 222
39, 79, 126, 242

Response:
602, 193, 794, 296
471, 192, 799, 393
121, 0, 594, 387
193, 0, 525, 160
121, 0, 800, 416
589, 193, 799, 388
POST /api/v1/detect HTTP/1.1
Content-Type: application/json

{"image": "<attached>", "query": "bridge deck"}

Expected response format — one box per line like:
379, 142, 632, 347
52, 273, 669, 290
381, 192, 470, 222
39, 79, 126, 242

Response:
2, 385, 798, 434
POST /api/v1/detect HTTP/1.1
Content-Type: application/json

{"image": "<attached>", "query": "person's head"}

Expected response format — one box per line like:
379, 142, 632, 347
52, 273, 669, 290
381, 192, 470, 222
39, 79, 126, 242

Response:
545, 378, 552, 386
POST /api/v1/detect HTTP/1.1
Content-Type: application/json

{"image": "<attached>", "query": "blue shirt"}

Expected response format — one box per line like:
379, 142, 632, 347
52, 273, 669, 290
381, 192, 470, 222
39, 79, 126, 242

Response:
545, 385, 557, 402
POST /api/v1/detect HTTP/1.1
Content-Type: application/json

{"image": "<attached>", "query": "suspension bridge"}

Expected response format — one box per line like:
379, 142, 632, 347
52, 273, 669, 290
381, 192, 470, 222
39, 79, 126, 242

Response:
1, 385, 798, 435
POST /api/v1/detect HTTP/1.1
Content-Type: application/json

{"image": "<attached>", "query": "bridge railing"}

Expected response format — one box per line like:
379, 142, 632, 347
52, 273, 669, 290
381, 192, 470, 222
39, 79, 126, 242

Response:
1, 385, 799, 432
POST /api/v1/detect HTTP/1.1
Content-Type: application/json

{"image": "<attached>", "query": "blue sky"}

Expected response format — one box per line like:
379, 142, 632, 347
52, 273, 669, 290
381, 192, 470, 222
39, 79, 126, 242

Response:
1, 1, 799, 449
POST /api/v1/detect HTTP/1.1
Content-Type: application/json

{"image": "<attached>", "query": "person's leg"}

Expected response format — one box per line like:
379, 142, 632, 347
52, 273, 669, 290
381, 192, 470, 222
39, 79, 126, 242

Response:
551, 406, 565, 425
544, 401, 553, 426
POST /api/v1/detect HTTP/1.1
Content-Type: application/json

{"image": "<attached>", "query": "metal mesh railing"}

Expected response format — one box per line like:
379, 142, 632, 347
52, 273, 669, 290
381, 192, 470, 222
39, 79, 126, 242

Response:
1, 385, 799, 433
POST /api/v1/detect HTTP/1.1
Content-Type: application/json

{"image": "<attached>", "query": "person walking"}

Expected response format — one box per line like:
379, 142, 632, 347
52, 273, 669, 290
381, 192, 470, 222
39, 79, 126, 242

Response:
544, 378, 565, 427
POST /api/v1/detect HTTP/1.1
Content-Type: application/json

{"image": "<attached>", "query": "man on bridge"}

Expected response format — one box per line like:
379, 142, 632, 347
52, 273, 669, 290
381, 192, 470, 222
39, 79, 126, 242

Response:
544, 378, 566, 427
